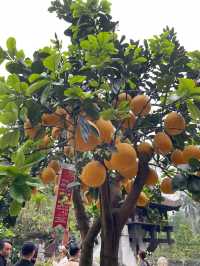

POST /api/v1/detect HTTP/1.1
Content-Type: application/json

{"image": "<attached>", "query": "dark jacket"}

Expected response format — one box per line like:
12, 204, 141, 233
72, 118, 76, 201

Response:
0, 255, 6, 266
15, 259, 33, 266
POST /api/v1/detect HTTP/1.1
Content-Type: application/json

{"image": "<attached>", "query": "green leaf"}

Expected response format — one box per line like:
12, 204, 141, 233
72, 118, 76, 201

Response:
187, 100, 200, 121
26, 79, 50, 96
10, 185, 24, 203
127, 80, 136, 90
0, 102, 18, 124
64, 86, 85, 98
101, 108, 116, 120
12, 149, 25, 168
132, 56, 147, 64
43, 54, 60, 72
100, 0, 111, 13
177, 78, 196, 97
6, 62, 26, 74
25, 100, 42, 125
0, 47, 7, 65
68, 75, 86, 86
0, 81, 12, 94
7, 74, 20, 92
0, 130, 20, 149
25, 177, 41, 187
6, 37, 16, 57
28, 73, 41, 83
16, 49, 25, 60
9, 201, 22, 216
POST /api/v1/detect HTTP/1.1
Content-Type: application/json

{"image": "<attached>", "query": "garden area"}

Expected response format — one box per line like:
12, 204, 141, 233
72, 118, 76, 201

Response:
0, 1, 200, 265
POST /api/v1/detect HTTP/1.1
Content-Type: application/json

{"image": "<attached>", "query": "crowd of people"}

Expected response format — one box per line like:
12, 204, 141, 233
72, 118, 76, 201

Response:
0, 238, 169, 266
0, 239, 80, 266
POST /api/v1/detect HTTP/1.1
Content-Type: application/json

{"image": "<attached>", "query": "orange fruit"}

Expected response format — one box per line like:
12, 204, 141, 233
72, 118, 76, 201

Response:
110, 143, 137, 171
164, 112, 186, 136
74, 121, 100, 152
24, 119, 39, 139
130, 95, 151, 116
154, 132, 173, 155
171, 149, 185, 165
116, 93, 132, 105
160, 177, 174, 194
137, 142, 153, 157
145, 168, 158, 186
182, 145, 200, 163
119, 161, 138, 179
41, 167, 56, 184
39, 135, 50, 148
48, 160, 60, 173
95, 118, 115, 143
80, 160, 106, 188
122, 112, 136, 129
137, 192, 150, 207
51, 127, 61, 139
42, 113, 63, 127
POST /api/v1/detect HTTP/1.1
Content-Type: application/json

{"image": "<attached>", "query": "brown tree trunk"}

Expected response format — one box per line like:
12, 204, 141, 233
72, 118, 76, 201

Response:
99, 177, 121, 266
73, 187, 101, 266
100, 211, 120, 266
79, 218, 101, 266
73, 187, 90, 240
99, 155, 150, 266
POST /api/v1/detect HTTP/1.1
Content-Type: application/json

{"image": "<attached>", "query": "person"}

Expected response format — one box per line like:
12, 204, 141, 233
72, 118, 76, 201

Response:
0, 239, 12, 266
157, 257, 168, 266
15, 242, 36, 266
53, 245, 69, 266
138, 251, 150, 266
64, 243, 80, 266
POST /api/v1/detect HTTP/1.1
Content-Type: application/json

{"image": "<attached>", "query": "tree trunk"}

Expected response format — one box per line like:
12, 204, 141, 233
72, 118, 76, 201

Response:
99, 176, 122, 266
73, 187, 90, 240
73, 187, 102, 266
79, 218, 101, 266
100, 212, 120, 266
99, 155, 150, 266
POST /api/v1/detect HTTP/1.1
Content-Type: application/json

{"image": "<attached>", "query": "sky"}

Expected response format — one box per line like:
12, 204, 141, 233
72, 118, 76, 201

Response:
0, 0, 199, 58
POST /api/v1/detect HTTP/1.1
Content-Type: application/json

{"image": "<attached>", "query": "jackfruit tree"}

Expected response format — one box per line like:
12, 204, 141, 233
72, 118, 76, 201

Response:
0, 0, 200, 265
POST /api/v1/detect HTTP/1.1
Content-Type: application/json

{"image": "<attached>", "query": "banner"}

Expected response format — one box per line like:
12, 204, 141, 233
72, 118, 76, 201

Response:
53, 165, 75, 228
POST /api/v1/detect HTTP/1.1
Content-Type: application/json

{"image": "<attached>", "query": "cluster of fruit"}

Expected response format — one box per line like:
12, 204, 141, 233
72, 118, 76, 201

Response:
24, 93, 200, 206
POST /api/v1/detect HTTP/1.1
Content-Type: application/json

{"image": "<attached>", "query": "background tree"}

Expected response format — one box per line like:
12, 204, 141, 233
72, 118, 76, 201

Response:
1, 1, 200, 266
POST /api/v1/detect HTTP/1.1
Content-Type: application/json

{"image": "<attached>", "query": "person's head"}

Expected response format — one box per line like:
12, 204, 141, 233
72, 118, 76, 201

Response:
139, 251, 146, 260
21, 242, 36, 261
0, 240, 12, 258
157, 257, 168, 266
69, 244, 80, 258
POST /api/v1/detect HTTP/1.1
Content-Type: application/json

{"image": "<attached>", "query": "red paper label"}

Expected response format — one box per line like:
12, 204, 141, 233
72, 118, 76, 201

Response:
52, 166, 75, 228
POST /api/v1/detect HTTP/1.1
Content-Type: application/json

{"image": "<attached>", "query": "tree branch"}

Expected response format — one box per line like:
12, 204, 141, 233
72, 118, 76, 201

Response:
79, 217, 101, 266
73, 187, 90, 240
118, 155, 150, 229
100, 176, 113, 236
